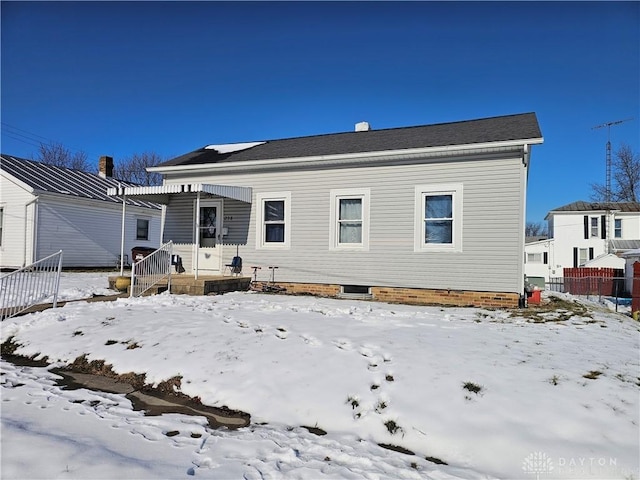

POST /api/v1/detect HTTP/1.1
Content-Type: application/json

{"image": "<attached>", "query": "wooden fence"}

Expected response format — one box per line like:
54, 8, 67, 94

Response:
562, 267, 625, 296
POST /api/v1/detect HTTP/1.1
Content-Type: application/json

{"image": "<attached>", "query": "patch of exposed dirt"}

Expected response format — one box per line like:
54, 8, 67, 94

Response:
508, 295, 594, 323
2, 346, 250, 429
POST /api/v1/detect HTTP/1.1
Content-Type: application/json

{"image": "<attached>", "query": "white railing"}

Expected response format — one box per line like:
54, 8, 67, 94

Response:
0, 250, 64, 320
130, 241, 173, 298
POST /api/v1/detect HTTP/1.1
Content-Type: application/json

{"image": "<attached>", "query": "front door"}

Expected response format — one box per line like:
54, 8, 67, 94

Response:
196, 200, 222, 273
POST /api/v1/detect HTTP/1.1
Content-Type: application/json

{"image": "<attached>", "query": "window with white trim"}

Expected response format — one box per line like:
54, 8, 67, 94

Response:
415, 184, 463, 251
579, 248, 589, 266
256, 192, 291, 249
330, 189, 370, 250
0, 207, 3, 246
614, 218, 622, 238
527, 253, 542, 263
590, 217, 599, 237
136, 218, 150, 241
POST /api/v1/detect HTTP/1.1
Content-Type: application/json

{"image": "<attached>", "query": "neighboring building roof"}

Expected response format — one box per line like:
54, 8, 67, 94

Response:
0, 154, 160, 209
159, 112, 542, 167
526, 236, 549, 244
547, 201, 640, 214
610, 239, 640, 252
583, 253, 625, 269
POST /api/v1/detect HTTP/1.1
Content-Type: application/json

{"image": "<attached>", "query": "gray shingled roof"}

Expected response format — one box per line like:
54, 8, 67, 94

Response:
160, 112, 542, 167
549, 201, 640, 213
0, 154, 160, 209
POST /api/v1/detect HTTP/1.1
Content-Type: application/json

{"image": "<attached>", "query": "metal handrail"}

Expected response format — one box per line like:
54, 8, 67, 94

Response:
130, 241, 173, 298
0, 250, 63, 320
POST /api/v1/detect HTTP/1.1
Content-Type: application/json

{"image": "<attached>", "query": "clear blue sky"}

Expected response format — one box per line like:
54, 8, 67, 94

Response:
1, 1, 638, 224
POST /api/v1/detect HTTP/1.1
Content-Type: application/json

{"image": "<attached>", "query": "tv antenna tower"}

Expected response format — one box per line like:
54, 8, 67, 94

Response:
592, 118, 633, 202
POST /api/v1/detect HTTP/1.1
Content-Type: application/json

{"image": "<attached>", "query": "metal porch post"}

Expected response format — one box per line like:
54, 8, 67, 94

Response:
120, 188, 126, 277
195, 191, 201, 280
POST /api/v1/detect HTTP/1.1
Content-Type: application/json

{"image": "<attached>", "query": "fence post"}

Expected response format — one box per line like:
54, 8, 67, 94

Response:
632, 262, 640, 319
52, 250, 63, 308
130, 261, 137, 298
167, 242, 173, 294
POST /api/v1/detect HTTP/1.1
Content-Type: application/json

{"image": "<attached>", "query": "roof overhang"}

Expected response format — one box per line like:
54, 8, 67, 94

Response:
149, 138, 544, 175
107, 183, 252, 204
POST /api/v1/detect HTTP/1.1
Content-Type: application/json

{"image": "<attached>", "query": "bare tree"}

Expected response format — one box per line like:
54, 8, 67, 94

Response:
114, 152, 163, 186
34, 142, 90, 172
525, 221, 548, 237
591, 143, 640, 202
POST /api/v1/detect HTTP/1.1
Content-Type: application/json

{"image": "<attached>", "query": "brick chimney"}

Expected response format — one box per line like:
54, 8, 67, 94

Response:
98, 156, 114, 178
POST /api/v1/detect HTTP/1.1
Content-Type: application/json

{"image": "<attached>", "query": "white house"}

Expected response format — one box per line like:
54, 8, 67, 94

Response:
524, 201, 640, 281
0, 155, 161, 269
108, 112, 543, 308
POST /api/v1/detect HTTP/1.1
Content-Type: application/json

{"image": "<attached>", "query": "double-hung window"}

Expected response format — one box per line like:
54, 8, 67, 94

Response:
136, 218, 150, 241
330, 189, 370, 250
256, 192, 291, 249
590, 217, 599, 237
527, 253, 542, 263
614, 218, 622, 238
415, 184, 463, 252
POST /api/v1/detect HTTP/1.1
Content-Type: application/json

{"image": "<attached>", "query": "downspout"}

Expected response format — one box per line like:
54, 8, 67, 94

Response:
519, 144, 530, 298
195, 191, 201, 280
23, 196, 38, 267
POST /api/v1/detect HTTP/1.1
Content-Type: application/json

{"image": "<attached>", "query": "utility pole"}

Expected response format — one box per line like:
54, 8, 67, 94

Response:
592, 118, 633, 254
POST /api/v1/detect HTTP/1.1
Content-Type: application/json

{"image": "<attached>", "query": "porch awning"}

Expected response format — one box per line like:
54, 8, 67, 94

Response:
107, 183, 252, 204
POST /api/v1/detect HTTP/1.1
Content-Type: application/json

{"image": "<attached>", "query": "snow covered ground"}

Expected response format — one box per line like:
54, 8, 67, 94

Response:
1, 274, 639, 479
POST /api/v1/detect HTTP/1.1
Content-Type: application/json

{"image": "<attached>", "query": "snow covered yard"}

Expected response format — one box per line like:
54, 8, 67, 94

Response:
1, 276, 639, 479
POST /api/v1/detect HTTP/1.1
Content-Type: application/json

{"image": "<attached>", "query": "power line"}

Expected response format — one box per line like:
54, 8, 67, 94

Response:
1, 122, 97, 159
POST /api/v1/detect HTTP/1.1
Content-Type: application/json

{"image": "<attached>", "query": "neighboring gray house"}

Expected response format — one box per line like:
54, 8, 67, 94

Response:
0, 155, 161, 269
108, 112, 543, 307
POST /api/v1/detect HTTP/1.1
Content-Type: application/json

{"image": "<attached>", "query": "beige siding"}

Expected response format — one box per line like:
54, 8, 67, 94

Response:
163, 155, 526, 293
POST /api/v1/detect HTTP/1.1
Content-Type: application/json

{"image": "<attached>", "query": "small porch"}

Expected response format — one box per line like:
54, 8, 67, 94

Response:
108, 274, 252, 296
107, 183, 252, 279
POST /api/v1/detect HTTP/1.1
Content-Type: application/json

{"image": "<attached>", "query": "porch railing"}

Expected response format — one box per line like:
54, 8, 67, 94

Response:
130, 241, 173, 298
0, 250, 64, 320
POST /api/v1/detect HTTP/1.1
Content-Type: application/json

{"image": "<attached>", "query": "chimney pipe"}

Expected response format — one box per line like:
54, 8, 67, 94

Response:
355, 121, 370, 132
98, 156, 114, 178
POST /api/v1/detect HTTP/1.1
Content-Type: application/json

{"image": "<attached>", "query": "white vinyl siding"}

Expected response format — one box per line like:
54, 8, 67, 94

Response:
329, 189, 370, 250
162, 153, 526, 293
0, 173, 37, 268
35, 196, 160, 268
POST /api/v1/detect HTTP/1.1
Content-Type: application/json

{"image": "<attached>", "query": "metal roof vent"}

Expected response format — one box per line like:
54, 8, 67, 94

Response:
355, 121, 371, 132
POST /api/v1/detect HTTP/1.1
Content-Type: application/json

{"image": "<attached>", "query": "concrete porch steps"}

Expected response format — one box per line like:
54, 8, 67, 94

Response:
135, 275, 252, 296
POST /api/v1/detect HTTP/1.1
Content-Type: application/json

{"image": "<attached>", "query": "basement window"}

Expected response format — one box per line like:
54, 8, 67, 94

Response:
339, 285, 372, 300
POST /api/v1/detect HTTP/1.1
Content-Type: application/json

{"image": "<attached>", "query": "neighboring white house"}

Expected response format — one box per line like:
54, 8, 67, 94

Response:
0, 155, 161, 269
109, 112, 543, 308
524, 201, 640, 281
